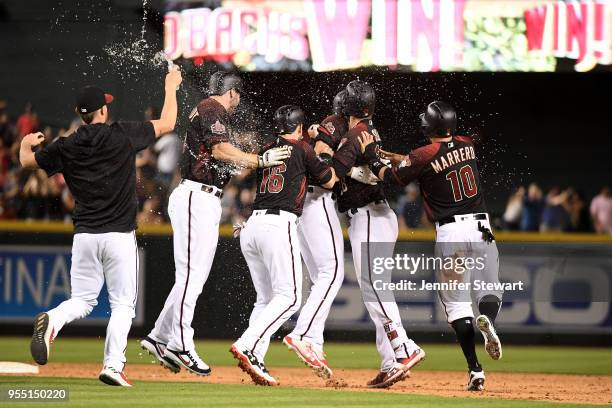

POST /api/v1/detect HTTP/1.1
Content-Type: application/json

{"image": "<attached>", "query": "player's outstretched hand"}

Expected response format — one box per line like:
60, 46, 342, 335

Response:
358, 131, 375, 153
165, 65, 182, 91
23, 132, 45, 148
379, 149, 406, 166
259, 146, 292, 167
350, 165, 379, 185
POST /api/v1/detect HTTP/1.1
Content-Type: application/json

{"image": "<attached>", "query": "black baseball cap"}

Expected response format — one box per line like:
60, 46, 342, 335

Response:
75, 86, 114, 114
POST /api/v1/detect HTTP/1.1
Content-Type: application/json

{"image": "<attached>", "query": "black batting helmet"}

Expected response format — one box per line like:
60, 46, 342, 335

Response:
332, 90, 347, 115
343, 80, 375, 118
420, 101, 457, 137
274, 105, 305, 135
208, 71, 243, 96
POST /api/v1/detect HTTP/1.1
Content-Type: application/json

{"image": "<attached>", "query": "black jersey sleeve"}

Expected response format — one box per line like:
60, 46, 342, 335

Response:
304, 143, 333, 185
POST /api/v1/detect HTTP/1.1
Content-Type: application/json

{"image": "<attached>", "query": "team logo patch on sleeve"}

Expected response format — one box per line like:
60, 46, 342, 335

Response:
211, 120, 226, 134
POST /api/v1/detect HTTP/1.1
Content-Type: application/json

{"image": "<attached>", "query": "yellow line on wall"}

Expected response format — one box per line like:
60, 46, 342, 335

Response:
0, 220, 611, 243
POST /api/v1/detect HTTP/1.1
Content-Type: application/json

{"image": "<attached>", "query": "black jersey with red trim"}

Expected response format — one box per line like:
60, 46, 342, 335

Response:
333, 118, 386, 213
253, 137, 333, 216
384, 136, 487, 221
180, 98, 235, 188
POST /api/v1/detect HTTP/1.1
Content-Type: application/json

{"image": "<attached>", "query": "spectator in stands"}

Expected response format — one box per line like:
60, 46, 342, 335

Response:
396, 182, 422, 229
0, 101, 15, 147
540, 187, 570, 232
137, 196, 164, 225
503, 186, 525, 230
521, 183, 545, 231
590, 186, 612, 234
565, 189, 590, 232
145, 106, 180, 187
15, 102, 39, 137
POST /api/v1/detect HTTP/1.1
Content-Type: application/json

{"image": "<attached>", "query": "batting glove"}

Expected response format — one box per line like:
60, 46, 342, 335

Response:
349, 165, 379, 185
258, 146, 292, 167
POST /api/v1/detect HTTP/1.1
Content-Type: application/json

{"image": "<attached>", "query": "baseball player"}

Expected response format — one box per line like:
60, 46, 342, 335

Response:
283, 90, 377, 379
358, 101, 503, 391
230, 105, 338, 386
140, 72, 291, 376
22, 67, 183, 386
331, 81, 426, 389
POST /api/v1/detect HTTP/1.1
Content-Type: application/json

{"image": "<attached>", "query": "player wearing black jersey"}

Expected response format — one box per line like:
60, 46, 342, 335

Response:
359, 101, 503, 392
332, 81, 426, 389
142, 71, 291, 377
231, 105, 337, 386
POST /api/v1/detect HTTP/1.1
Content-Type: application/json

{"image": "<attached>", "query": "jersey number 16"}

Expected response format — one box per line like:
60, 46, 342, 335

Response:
445, 164, 477, 202
260, 164, 287, 194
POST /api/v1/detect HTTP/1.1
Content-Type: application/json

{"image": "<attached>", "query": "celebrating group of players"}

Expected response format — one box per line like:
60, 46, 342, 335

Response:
25, 66, 503, 392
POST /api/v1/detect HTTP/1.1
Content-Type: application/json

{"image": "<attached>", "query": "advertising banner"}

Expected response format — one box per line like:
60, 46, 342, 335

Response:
164, 0, 612, 72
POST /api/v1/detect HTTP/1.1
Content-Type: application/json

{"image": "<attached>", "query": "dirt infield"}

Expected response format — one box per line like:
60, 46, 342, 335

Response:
16, 363, 612, 405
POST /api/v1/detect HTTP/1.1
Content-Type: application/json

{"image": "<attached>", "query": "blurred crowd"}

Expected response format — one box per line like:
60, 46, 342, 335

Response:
1, 100, 611, 234
501, 184, 612, 234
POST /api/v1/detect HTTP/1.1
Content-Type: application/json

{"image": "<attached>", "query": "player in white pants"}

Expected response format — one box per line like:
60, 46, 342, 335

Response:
331, 81, 426, 388
23, 67, 183, 386
141, 71, 291, 376
230, 105, 338, 386
359, 100, 504, 391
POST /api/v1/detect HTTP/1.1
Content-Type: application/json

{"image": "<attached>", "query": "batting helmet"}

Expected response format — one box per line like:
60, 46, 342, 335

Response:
343, 80, 375, 118
274, 105, 305, 135
208, 71, 243, 96
332, 90, 347, 115
420, 101, 457, 137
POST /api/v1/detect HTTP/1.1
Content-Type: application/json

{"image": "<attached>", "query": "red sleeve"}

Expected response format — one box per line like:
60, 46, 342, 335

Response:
384, 144, 439, 186
454, 135, 473, 144
304, 143, 332, 184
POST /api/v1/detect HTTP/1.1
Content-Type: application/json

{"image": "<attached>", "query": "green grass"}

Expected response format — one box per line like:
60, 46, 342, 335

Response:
0, 377, 598, 408
1, 337, 611, 375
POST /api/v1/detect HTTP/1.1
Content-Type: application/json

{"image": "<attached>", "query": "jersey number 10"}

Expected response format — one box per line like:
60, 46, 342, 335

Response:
260, 164, 287, 194
445, 164, 477, 202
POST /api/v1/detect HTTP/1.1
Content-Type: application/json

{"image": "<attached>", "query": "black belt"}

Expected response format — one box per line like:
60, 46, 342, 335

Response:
349, 199, 386, 215
307, 185, 337, 200
437, 213, 487, 227
181, 179, 224, 198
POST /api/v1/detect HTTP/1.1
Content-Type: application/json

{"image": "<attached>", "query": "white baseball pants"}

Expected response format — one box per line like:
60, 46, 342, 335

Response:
149, 181, 221, 351
435, 215, 502, 323
47, 231, 139, 371
238, 210, 302, 362
348, 201, 411, 372
291, 188, 344, 347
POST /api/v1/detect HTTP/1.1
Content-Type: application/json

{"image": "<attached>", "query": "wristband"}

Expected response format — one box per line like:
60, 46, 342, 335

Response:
369, 159, 386, 176
319, 152, 333, 165
363, 143, 379, 163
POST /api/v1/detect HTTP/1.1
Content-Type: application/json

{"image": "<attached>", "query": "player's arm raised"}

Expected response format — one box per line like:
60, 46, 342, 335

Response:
150, 66, 182, 137
212, 142, 291, 169
19, 132, 45, 169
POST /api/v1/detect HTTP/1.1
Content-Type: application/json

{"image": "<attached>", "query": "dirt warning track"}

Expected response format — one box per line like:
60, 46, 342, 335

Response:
10, 363, 612, 406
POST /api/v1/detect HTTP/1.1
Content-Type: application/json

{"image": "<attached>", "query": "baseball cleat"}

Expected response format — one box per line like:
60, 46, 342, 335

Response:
476, 315, 502, 360
397, 346, 426, 371
30, 312, 54, 365
366, 363, 412, 389
140, 336, 180, 373
165, 348, 211, 376
283, 335, 333, 379
466, 369, 486, 391
230, 343, 278, 386
99, 366, 133, 387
